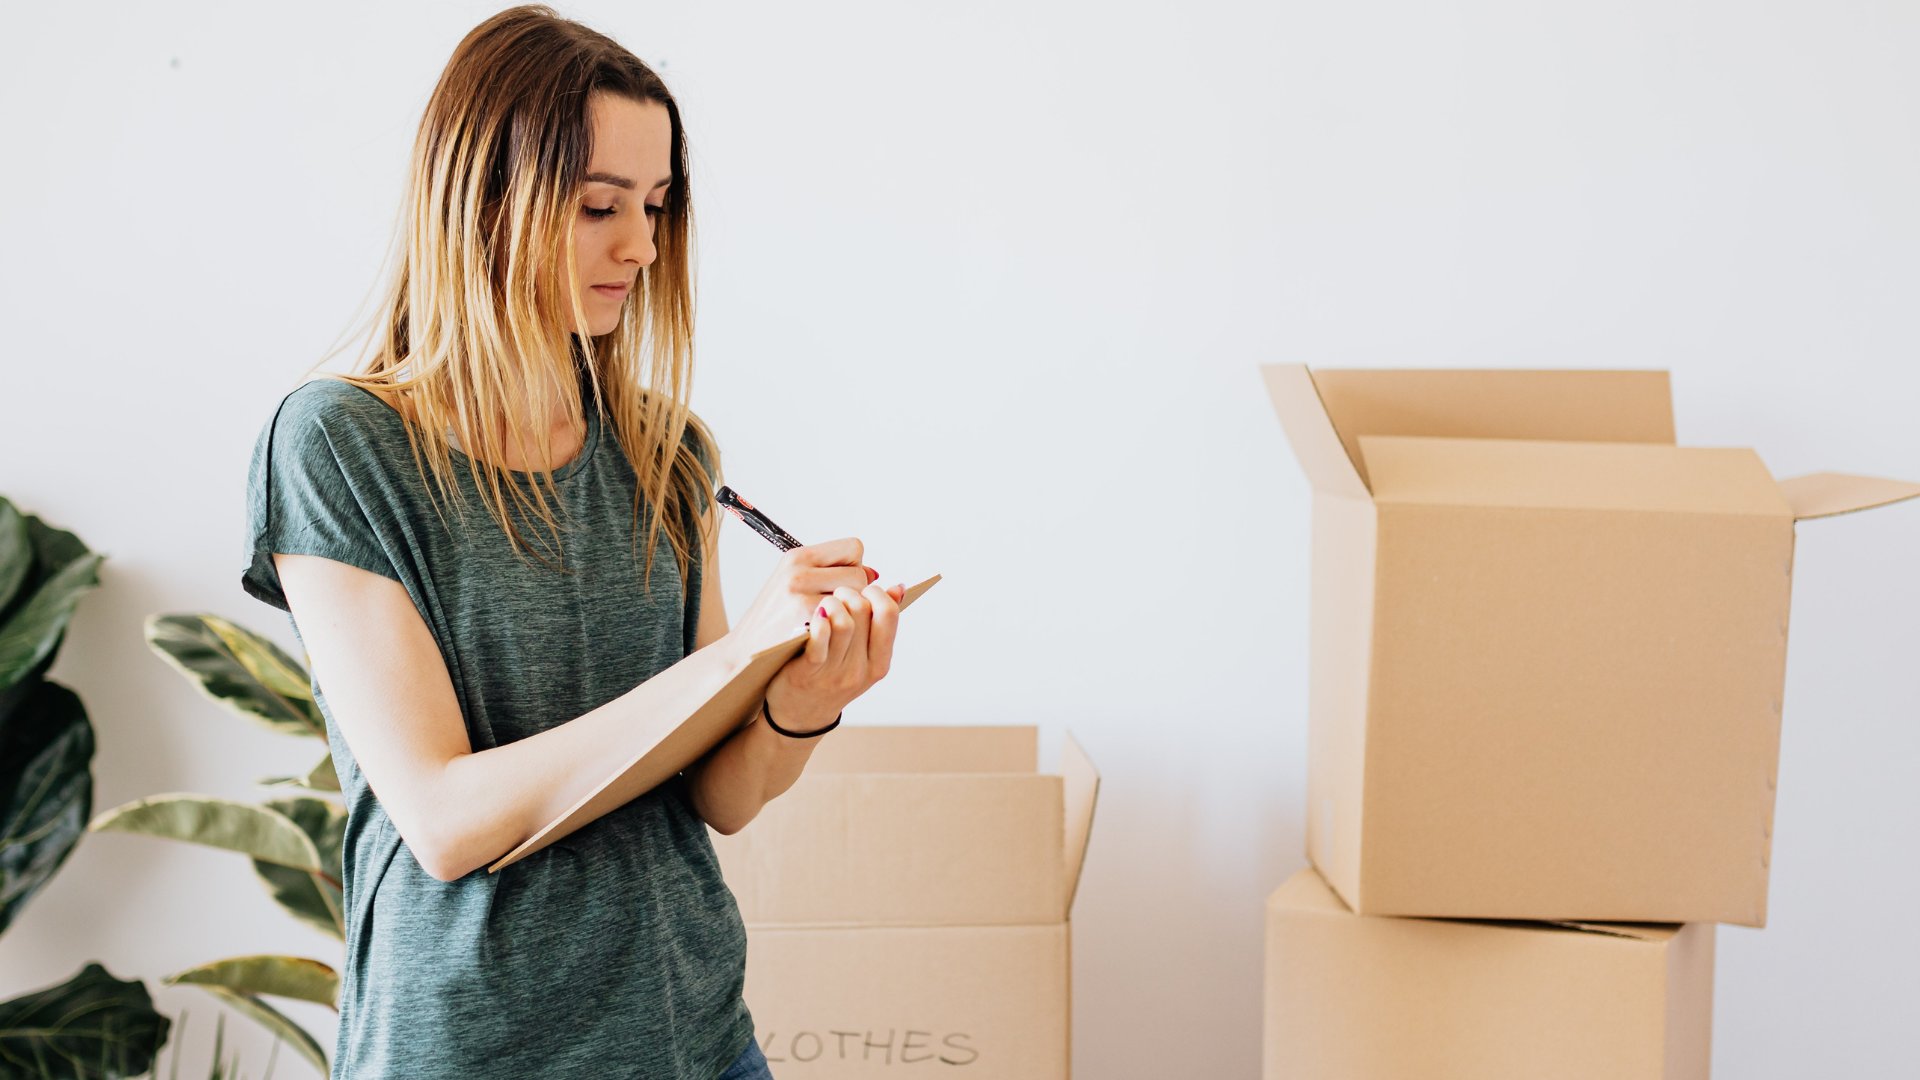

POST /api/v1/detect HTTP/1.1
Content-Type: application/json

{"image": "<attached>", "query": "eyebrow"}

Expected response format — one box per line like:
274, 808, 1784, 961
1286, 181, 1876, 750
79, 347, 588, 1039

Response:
584, 172, 672, 191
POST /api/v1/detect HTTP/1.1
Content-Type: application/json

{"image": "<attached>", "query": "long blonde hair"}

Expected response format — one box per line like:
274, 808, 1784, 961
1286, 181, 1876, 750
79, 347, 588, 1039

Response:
309, 4, 718, 599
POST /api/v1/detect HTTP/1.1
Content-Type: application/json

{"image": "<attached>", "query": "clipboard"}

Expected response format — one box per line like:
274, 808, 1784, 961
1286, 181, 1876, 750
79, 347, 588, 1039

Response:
488, 573, 943, 872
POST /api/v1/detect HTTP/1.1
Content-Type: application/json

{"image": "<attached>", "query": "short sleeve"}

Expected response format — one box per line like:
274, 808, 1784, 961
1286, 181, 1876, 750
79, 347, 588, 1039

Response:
241, 383, 405, 612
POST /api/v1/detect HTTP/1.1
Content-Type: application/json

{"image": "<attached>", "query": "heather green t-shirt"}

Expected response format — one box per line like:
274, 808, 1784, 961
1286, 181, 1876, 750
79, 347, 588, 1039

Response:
240, 374, 753, 1079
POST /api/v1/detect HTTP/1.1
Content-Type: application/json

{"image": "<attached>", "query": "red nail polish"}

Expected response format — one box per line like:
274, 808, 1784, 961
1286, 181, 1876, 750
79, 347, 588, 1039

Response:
817, 605, 828, 617
865, 566, 878, 583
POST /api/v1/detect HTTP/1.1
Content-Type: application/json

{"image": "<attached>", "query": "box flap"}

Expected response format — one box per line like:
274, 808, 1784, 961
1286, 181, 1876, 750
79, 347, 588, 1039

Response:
804, 724, 1037, 774
1313, 368, 1676, 488
1545, 920, 1683, 943
1271, 872, 1682, 942
716, 773, 1065, 926
1360, 435, 1791, 516
1060, 733, 1099, 915
1260, 364, 1370, 498
1777, 472, 1920, 521
712, 725, 1093, 927
1270, 866, 1352, 917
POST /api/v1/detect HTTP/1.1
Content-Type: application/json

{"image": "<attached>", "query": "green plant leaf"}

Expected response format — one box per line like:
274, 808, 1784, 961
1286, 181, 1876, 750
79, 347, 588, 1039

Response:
164, 956, 338, 1010
251, 797, 345, 940
0, 642, 55, 741
0, 961, 170, 1079
0, 680, 94, 936
0, 552, 103, 697
0, 513, 89, 634
0, 511, 90, 729
206, 1010, 225, 1080
0, 498, 30, 615
0, 507, 97, 691
186, 988, 326, 1077
88, 795, 321, 874
258, 753, 339, 795
20, 515, 88, 585
143, 614, 321, 740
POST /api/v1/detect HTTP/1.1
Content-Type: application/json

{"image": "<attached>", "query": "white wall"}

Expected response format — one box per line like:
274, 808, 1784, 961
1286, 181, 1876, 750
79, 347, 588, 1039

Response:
3, 1, 1916, 1076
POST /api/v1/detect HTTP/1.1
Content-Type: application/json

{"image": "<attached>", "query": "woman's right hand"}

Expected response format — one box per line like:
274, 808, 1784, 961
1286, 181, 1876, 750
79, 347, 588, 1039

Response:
724, 537, 876, 656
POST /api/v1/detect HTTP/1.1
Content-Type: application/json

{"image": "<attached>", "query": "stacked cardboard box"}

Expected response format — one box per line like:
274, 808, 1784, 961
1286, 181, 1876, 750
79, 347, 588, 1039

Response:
1266, 869, 1715, 1079
711, 725, 1098, 1079
1260, 365, 1920, 1079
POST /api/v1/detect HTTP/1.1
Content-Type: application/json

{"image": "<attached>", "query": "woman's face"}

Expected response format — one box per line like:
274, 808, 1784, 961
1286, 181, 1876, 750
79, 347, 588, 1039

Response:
569, 93, 673, 337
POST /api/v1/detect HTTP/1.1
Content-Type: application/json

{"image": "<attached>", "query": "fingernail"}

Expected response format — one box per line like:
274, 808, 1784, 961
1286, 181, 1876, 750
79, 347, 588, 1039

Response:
865, 566, 878, 583
817, 605, 828, 617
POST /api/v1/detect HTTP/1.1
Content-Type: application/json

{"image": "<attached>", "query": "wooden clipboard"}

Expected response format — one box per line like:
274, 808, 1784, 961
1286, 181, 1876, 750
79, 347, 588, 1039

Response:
488, 573, 943, 872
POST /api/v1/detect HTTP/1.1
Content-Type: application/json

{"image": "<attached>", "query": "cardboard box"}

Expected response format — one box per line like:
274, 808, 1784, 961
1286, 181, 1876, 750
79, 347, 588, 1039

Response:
745, 924, 1067, 1074
1262, 365, 1920, 925
1266, 867, 1715, 1080
712, 725, 1098, 1079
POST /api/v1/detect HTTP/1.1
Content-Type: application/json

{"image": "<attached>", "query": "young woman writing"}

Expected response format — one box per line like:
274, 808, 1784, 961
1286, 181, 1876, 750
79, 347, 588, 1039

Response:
241, 7, 904, 1077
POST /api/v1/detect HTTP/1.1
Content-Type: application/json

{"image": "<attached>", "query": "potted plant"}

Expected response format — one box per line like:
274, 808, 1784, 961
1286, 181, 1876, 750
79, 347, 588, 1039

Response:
88, 611, 344, 1078
0, 496, 169, 1078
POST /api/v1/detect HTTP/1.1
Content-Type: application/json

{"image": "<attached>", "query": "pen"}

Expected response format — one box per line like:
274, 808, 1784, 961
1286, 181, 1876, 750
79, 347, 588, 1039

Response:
715, 485, 804, 551
715, 486, 889, 626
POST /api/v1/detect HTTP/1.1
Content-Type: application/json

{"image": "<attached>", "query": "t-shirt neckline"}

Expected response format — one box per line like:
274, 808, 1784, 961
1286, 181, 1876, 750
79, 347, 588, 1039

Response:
338, 378, 602, 484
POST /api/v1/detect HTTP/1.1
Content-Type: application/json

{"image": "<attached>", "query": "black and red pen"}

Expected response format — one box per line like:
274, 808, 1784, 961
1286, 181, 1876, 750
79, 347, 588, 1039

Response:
714, 485, 886, 603
714, 486, 804, 552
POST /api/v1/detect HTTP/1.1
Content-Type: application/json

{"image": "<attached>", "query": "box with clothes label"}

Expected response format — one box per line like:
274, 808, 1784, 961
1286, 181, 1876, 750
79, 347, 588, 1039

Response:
711, 725, 1098, 1079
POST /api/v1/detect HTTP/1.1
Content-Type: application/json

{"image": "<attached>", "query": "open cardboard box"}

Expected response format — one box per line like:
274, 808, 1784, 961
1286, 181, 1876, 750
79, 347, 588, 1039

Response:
1263, 366, 1920, 925
1266, 867, 1713, 1080
711, 725, 1097, 1079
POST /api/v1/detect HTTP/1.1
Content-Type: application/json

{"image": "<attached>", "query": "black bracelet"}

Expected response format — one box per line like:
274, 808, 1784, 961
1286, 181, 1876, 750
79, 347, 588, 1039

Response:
761, 697, 841, 739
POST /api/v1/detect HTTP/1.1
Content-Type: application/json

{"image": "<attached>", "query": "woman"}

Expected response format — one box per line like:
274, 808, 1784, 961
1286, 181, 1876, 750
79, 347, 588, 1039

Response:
240, 7, 905, 1078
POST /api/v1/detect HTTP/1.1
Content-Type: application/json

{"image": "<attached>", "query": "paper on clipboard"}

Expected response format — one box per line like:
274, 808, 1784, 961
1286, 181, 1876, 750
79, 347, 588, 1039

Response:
488, 573, 943, 873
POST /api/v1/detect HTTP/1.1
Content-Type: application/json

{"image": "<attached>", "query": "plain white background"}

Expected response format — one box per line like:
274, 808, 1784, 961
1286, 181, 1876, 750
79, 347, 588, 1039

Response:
3, 1, 1917, 1076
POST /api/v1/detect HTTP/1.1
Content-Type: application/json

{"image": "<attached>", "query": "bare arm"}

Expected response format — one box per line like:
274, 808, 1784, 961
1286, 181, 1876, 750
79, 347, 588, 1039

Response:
275, 549, 757, 882
273, 514, 893, 880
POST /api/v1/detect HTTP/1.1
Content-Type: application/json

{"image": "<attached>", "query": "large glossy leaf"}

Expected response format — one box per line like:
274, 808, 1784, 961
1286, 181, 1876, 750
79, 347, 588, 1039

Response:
252, 796, 345, 940
0, 513, 87, 631
0, 498, 30, 614
186, 987, 326, 1077
0, 512, 86, 730
0, 961, 170, 1079
0, 638, 56, 740
0, 555, 102, 696
258, 752, 340, 794
164, 955, 338, 1010
0, 515, 101, 693
87, 795, 320, 873
20, 515, 87, 585
0, 681, 94, 936
143, 614, 321, 740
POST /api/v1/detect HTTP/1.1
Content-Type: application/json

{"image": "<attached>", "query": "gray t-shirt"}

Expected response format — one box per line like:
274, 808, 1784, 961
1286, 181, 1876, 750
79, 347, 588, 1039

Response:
241, 375, 753, 1079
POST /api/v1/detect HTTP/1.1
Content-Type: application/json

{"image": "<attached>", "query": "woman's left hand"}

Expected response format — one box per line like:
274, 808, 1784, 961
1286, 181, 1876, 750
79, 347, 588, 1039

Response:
762, 580, 907, 733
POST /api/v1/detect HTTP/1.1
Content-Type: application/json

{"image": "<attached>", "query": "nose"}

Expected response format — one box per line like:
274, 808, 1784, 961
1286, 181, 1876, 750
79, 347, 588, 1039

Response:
614, 205, 658, 269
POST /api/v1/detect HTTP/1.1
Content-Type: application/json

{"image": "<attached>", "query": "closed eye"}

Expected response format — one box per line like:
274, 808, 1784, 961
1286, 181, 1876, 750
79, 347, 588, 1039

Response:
581, 204, 664, 220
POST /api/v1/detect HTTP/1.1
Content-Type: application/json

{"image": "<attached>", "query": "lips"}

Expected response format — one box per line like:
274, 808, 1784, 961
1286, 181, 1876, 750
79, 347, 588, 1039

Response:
591, 282, 630, 298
